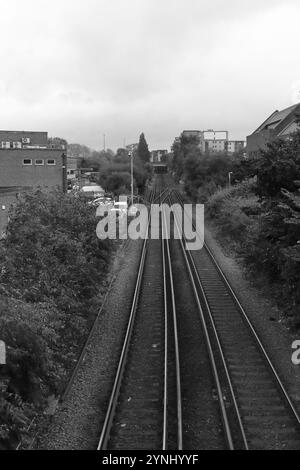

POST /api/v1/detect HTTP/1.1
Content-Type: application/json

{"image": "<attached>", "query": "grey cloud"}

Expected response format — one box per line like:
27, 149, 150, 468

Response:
0, 0, 299, 149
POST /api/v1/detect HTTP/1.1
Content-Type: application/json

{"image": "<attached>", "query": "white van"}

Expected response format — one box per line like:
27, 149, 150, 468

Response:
81, 185, 105, 199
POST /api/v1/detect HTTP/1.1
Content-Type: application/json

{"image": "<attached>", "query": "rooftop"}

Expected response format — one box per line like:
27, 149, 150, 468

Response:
254, 103, 300, 133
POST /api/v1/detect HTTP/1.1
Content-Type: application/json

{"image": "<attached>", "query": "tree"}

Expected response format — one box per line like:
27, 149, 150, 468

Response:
137, 133, 151, 163
103, 172, 131, 195
48, 136, 68, 148
254, 129, 300, 198
171, 138, 184, 179
184, 151, 233, 201
171, 134, 202, 180
115, 148, 131, 163
0, 189, 112, 448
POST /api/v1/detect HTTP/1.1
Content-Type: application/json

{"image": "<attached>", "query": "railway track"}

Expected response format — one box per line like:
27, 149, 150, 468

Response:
169, 188, 300, 450
97, 174, 300, 450
97, 177, 183, 450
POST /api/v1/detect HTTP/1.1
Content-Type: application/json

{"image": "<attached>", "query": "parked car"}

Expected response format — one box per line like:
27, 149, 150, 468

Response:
88, 197, 113, 208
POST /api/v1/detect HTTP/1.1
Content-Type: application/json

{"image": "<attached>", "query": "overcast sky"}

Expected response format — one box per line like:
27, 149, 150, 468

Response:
0, 0, 299, 151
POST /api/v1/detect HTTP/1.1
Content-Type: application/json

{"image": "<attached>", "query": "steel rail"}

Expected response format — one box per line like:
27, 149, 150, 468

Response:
173, 189, 300, 430
162, 203, 183, 450
153, 188, 169, 205
169, 190, 248, 449
97, 199, 152, 450
157, 177, 170, 450
169, 195, 235, 450
157, 176, 176, 450
185, 245, 249, 449
161, 208, 169, 450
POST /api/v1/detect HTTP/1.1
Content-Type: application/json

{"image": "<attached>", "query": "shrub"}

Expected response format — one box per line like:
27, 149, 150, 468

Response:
0, 188, 111, 447
253, 130, 300, 198
184, 152, 235, 201
206, 179, 257, 219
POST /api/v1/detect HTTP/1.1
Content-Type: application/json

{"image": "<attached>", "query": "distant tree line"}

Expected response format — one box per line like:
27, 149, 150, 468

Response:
68, 133, 152, 196
170, 134, 243, 201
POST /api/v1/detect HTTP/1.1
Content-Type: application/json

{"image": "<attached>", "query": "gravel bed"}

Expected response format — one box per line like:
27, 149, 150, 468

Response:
37, 238, 144, 450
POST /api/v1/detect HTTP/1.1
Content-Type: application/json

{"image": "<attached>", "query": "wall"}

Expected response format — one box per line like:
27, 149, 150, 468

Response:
0, 149, 65, 188
246, 130, 274, 157
0, 131, 48, 147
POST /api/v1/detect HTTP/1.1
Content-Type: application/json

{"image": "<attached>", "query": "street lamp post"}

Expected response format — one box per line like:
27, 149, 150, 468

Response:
228, 171, 233, 187
128, 151, 134, 206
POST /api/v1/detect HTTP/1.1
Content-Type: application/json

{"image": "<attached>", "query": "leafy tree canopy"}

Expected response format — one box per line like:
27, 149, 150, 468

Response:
253, 130, 300, 198
137, 133, 151, 163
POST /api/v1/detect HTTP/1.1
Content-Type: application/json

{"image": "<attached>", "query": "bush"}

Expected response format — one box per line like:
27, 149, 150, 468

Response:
206, 149, 300, 322
206, 181, 256, 244
253, 130, 300, 198
184, 152, 235, 201
206, 179, 257, 218
98, 161, 149, 196
0, 188, 111, 447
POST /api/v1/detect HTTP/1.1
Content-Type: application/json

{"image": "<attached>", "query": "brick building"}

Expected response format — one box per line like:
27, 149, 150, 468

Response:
247, 103, 300, 158
0, 130, 67, 236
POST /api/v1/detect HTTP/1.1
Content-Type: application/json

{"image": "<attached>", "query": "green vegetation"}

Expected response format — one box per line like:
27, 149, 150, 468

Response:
137, 132, 151, 164
70, 141, 151, 197
171, 133, 240, 201
0, 189, 111, 448
0, 132, 153, 448
205, 130, 300, 325
172, 130, 300, 323
98, 148, 151, 197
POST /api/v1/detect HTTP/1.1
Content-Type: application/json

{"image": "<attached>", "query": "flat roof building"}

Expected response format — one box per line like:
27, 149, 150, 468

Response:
0, 130, 67, 236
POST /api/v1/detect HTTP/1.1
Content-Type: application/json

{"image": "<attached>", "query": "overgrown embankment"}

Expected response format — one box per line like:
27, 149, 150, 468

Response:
0, 189, 111, 449
205, 131, 300, 326
170, 129, 300, 326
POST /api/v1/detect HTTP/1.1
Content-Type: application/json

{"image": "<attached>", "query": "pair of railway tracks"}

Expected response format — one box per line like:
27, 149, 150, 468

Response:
97, 177, 182, 450
98, 175, 300, 450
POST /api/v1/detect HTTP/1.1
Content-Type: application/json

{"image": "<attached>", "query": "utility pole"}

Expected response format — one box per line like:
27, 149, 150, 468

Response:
128, 151, 134, 206
62, 152, 67, 193
0, 340, 6, 365
103, 134, 106, 152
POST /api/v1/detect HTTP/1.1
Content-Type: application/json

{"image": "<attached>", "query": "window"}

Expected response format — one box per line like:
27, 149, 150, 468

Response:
13, 141, 22, 149
35, 159, 44, 165
47, 159, 56, 165
1, 142, 10, 149
23, 159, 32, 165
